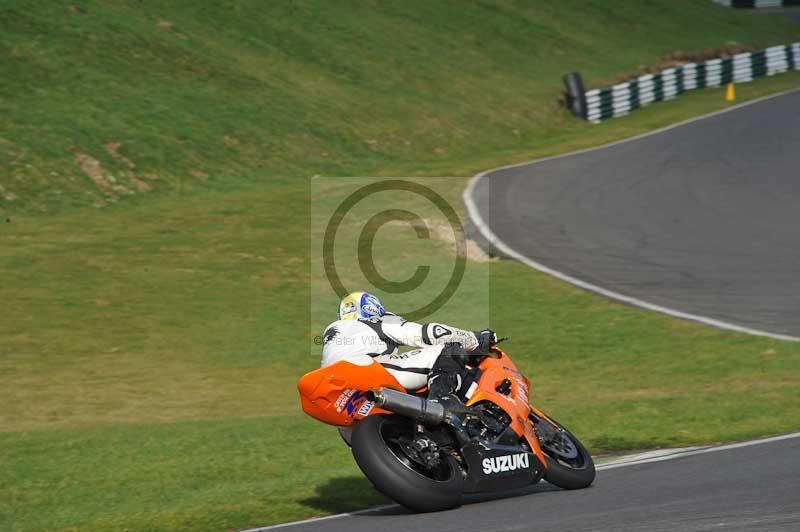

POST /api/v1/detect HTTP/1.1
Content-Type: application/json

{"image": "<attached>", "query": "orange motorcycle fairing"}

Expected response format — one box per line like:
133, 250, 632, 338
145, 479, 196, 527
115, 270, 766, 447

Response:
467, 349, 548, 468
297, 359, 404, 426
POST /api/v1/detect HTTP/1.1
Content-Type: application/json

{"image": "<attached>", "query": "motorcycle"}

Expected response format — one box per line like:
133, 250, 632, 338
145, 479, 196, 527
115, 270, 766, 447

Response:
297, 344, 595, 512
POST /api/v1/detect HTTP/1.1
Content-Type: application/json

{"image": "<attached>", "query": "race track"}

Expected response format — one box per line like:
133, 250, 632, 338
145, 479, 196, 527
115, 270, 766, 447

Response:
256, 434, 800, 532
466, 89, 800, 339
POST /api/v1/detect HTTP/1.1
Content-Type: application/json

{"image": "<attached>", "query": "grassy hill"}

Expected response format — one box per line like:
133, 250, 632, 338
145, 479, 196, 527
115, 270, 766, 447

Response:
2, 1, 800, 531
3, 0, 799, 215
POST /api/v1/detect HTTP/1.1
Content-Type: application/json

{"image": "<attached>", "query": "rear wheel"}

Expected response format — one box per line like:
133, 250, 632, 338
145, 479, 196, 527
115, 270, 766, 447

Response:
351, 415, 464, 512
530, 411, 595, 489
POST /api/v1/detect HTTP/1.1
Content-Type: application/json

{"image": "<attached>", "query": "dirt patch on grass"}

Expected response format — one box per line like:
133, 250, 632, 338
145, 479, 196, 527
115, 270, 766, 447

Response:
157, 19, 189, 40
103, 140, 136, 169
0, 184, 18, 202
74, 144, 154, 201
595, 45, 757, 88
74, 151, 121, 201
103, 141, 152, 192
388, 218, 496, 263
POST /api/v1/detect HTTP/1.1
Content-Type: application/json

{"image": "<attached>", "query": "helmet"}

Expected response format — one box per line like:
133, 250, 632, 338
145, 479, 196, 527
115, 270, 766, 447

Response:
339, 291, 385, 321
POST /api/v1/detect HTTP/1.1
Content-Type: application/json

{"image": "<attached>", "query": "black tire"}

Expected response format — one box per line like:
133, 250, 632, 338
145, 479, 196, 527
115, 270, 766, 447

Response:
531, 413, 596, 490
351, 415, 464, 512
562, 72, 588, 119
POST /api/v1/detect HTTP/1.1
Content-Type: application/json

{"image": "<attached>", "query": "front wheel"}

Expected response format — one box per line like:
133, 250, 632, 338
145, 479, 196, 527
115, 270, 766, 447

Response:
351, 415, 464, 512
530, 411, 596, 490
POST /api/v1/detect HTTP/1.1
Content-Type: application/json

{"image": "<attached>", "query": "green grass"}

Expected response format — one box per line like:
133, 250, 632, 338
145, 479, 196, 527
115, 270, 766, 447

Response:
2, 1, 800, 531
2, 0, 799, 215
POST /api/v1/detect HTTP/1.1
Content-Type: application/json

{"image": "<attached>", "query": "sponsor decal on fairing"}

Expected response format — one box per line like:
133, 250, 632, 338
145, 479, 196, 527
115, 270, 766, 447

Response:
482, 453, 530, 474
334, 390, 371, 418
334, 388, 357, 412
357, 400, 374, 416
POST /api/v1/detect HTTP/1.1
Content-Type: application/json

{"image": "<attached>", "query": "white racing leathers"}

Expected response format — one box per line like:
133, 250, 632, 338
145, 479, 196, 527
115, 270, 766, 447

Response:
320, 314, 479, 390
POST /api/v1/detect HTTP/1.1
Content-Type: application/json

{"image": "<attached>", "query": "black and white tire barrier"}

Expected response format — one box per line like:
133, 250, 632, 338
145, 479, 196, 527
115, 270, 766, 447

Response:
566, 42, 800, 122
713, 0, 800, 7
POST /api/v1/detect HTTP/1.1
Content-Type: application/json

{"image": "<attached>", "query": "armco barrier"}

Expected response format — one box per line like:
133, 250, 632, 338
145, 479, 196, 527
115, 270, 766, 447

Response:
565, 42, 800, 123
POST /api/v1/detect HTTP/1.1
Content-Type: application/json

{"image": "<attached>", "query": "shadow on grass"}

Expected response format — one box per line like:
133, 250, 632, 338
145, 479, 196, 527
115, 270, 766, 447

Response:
301, 475, 563, 517
300, 476, 388, 514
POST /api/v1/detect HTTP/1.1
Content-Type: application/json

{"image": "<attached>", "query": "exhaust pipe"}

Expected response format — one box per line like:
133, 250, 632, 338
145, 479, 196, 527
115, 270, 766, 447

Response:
370, 387, 446, 425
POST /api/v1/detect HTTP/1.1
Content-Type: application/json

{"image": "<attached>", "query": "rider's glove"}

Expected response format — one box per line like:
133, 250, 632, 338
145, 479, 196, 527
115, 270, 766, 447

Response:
473, 329, 498, 352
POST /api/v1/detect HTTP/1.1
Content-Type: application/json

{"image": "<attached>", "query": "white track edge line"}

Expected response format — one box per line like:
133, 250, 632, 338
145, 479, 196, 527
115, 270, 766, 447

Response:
463, 86, 800, 342
240, 504, 399, 532
241, 431, 800, 531
596, 431, 800, 470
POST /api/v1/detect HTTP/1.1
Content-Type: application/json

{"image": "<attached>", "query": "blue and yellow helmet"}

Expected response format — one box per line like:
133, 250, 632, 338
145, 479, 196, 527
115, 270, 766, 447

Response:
339, 291, 385, 321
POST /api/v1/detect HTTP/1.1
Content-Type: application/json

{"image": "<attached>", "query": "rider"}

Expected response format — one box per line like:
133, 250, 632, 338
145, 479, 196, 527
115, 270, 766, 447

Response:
321, 291, 497, 403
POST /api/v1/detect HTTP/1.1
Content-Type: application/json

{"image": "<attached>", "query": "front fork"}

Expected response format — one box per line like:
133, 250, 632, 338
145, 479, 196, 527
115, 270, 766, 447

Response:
524, 405, 551, 470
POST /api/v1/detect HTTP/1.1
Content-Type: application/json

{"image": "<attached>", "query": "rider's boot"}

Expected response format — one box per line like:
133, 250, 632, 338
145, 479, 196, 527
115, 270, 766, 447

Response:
427, 344, 471, 414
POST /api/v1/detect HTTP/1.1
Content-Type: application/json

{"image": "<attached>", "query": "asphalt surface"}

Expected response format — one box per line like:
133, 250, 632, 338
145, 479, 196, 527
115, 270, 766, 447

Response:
469, 90, 800, 337
263, 435, 800, 532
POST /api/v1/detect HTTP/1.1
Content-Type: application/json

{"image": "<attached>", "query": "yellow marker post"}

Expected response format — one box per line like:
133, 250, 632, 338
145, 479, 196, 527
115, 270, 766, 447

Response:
725, 82, 736, 102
